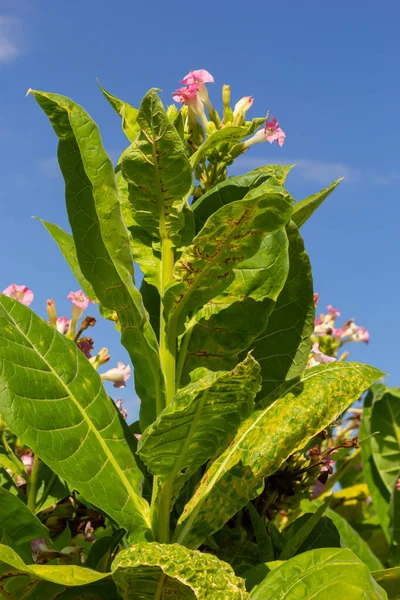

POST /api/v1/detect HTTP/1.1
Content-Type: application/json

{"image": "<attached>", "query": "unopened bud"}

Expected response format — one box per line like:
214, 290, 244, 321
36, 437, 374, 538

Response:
46, 299, 57, 327
222, 85, 234, 124
233, 96, 254, 125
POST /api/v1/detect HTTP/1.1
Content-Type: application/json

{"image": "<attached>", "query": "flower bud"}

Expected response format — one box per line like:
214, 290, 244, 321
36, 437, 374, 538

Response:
233, 96, 254, 125
46, 299, 57, 327
222, 85, 234, 124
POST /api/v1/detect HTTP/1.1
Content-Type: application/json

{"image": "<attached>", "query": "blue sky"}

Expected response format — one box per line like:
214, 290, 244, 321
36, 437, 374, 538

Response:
1, 0, 399, 420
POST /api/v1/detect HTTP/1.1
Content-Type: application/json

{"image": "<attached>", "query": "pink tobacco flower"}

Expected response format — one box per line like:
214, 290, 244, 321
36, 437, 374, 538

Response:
56, 316, 70, 335
77, 337, 94, 359
314, 293, 319, 308
115, 399, 128, 420
67, 290, 93, 310
326, 305, 341, 317
307, 342, 336, 369
84, 521, 95, 542
173, 83, 200, 104
21, 451, 34, 476
333, 327, 346, 339
2, 284, 34, 306
320, 457, 335, 473
353, 326, 370, 344
180, 69, 214, 85
233, 96, 254, 116
264, 117, 286, 147
100, 362, 131, 388
343, 322, 370, 344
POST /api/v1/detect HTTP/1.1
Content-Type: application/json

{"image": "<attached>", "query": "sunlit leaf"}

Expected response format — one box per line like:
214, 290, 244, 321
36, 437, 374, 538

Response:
292, 179, 342, 229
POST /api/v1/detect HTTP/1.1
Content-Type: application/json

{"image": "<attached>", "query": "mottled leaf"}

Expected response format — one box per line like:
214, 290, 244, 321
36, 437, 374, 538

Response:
251, 221, 315, 404
179, 229, 289, 383
250, 548, 387, 600
370, 386, 400, 492
192, 166, 294, 233
139, 355, 260, 504
120, 89, 193, 245
301, 499, 383, 571
174, 362, 383, 548
292, 179, 342, 229
98, 80, 140, 142
30, 89, 165, 428
0, 488, 49, 562
165, 188, 293, 337
0, 296, 151, 540
112, 542, 249, 599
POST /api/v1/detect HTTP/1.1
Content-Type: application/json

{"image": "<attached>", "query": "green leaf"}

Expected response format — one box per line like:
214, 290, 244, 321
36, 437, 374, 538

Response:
251, 221, 315, 404
0, 488, 49, 561
179, 229, 289, 383
97, 80, 140, 142
389, 468, 400, 564
85, 529, 125, 572
250, 548, 388, 600
138, 354, 260, 500
247, 503, 274, 563
192, 166, 294, 233
112, 542, 249, 599
292, 179, 342, 228
174, 362, 383, 548
0, 542, 109, 588
190, 126, 249, 169
301, 499, 383, 571
120, 89, 193, 245
370, 386, 400, 493
165, 188, 293, 336
35, 462, 69, 512
30, 89, 165, 428
242, 561, 283, 592
372, 567, 400, 599
279, 500, 331, 559
0, 295, 151, 540
360, 386, 391, 539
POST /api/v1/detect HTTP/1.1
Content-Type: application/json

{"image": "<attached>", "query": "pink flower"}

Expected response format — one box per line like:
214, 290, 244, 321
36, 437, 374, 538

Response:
67, 290, 93, 310
180, 69, 214, 85
320, 458, 335, 473
264, 117, 286, 147
115, 399, 128, 420
56, 317, 70, 335
173, 83, 200, 105
333, 328, 346, 339
77, 337, 94, 359
21, 452, 33, 476
314, 293, 319, 308
2, 284, 34, 307
84, 521, 95, 542
100, 362, 131, 388
396, 478, 400, 492
307, 342, 336, 368
326, 305, 341, 317
354, 326, 370, 344
343, 322, 370, 344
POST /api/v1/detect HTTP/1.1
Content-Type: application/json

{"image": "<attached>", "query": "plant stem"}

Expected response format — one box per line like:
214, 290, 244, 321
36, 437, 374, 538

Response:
159, 234, 176, 408
175, 324, 194, 389
27, 456, 41, 513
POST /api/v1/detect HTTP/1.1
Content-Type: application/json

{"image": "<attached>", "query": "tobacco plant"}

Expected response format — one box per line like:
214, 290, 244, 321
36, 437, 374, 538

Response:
0, 70, 395, 598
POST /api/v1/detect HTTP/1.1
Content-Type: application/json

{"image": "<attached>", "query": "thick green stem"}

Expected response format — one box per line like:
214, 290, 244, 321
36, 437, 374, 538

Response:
159, 235, 176, 407
27, 456, 41, 513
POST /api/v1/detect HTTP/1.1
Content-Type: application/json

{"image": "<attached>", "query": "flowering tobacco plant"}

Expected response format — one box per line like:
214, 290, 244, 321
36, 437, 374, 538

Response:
0, 71, 394, 598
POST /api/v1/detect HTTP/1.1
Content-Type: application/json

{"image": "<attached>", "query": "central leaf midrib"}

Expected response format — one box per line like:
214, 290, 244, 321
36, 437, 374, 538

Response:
7, 307, 150, 524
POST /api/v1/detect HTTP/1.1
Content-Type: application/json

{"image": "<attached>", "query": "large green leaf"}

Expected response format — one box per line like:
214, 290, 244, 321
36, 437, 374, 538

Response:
0, 296, 151, 540
138, 355, 260, 501
279, 501, 332, 560
360, 386, 391, 539
192, 166, 294, 232
389, 468, 400, 564
372, 567, 400, 599
30, 89, 165, 427
0, 488, 49, 562
370, 386, 400, 492
292, 179, 341, 229
301, 499, 383, 571
174, 362, 382, 548
0, 543, 112, 599
250, 548, 387, 600
120, 89, 193, 245
112, 542, 249, 599
251, 221, 315, 404
179, 229, 289, 383
97, 80, 139, 142
165, 188, 293, 337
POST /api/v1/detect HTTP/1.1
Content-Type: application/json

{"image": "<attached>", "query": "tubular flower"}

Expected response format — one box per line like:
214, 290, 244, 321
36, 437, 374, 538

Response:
326, 305, 341, 317
67, 290, 93, 310
56, 316, 70, 335
343, 322, 370, 344
233, 96, 254, 124
242, 116, 286, 149
21, 452, 34, 476
173, 83, 209, 129
115, 399, 128, 420
180, 69, 214, 85
100, 362, 131, 388
2, 284, 34, 306
307, 342, 336, 369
